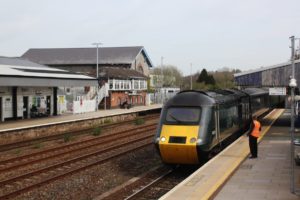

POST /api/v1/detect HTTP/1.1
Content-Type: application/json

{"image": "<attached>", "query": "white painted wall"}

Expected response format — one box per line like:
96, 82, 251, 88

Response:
58, 86, 97, 114
73, 99, 96, 114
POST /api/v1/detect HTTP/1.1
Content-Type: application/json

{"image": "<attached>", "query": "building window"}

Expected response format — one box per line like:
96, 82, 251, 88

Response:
66, 88, 71, 94
140, 80, 145, 89
115, 80, 120, 90
138, 66, 144, 74
109, 80, 113, 89
36, 96, 41, 107
133, 80, 139, 90
124, 80, 130, 90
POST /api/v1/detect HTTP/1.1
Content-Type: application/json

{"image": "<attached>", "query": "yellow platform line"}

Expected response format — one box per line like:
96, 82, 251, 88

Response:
202, 109, 284, 200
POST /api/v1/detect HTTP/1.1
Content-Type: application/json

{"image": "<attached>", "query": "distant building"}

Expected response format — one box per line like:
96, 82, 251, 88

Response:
234, 59, 300, 87
148, 69, 180, 104
22, 46, 153, 108
0, 56, 97, 122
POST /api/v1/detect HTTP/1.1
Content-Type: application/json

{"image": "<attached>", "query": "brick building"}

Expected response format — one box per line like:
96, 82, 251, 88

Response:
22, 46, 153, 109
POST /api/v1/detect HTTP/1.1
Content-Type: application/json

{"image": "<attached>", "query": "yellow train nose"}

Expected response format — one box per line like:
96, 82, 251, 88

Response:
158, 125, 200, 164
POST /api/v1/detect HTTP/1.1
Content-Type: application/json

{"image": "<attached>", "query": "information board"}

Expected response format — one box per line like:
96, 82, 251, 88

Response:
269, 87, 286, 96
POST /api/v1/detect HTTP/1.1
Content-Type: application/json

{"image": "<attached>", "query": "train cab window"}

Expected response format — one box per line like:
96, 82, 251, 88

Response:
165, 107, 201, 124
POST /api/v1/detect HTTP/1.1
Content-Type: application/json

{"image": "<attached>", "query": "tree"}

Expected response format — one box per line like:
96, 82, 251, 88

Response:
197, 69, 216, 85
213, 69, 238, 88
197, 69, 208, 83
206, 75, 216, 85
151, 65, 183, 88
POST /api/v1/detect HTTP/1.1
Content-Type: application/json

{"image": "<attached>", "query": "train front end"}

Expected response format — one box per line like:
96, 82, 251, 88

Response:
156, 107, 201, 164
154, 91, 214, 164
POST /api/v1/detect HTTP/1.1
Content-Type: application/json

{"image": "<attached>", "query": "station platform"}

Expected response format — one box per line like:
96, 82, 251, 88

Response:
0, 104, 162, 132
160, 109, 300, 200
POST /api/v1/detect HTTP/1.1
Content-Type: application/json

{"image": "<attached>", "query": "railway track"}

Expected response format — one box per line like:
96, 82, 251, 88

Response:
0, 123, 157, 174
123, 166, 198, 200
99, 165, 198, 200
0, 123, 157, 199
0, 114, 159, 152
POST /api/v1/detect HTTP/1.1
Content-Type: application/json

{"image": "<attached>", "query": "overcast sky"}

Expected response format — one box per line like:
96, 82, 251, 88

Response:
1, 0, 300, 75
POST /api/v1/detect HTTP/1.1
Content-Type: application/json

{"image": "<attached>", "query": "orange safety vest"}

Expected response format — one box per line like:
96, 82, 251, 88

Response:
251, 120, 261, 138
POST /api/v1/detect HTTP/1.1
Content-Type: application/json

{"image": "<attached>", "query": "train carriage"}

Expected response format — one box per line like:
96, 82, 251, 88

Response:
154, 88, 273, 165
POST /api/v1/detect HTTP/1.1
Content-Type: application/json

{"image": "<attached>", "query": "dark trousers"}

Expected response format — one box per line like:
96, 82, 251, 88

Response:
249, 135, 258, 157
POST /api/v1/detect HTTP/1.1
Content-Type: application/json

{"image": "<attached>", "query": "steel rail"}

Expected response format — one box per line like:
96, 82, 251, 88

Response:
0, 124, 157, 172
0, 114, 159, 152
124, 168, 176, 200
0, 138, 154, 199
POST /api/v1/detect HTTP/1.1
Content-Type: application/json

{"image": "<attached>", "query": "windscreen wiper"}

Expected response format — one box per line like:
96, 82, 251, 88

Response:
168, 113, 183, 123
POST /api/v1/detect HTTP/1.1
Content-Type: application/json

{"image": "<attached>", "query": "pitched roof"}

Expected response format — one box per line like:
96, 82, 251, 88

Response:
22, 46, 154, 67
0, 56, 97, 87
99, 67, 147, 79
234, 59, 300, 77
0, 56, 46, 68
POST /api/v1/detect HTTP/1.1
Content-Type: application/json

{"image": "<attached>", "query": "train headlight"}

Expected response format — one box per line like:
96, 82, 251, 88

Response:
161, 136, 166, 142
190, 137, 197, 143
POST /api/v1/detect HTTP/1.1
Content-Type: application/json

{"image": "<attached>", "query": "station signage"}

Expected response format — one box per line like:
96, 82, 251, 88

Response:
269, 87, 286, 96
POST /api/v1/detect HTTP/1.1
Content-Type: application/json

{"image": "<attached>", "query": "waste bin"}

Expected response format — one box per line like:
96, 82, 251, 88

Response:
294, 139, 300, 166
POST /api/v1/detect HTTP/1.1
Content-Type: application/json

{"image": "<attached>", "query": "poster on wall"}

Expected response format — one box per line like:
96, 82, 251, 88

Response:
58, 96, 65, 103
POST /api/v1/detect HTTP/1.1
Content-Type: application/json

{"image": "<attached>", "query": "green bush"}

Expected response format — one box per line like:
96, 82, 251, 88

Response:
63, 134, 71, 143
103, 118, 112, 124
14, 149, 21, 154
92, 127, 102, 136
33, 143, 42, 149
135, 118, 145, 125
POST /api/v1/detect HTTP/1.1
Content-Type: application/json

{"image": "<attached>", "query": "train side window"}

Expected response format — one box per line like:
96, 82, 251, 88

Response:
208, 109, 216, 138
219, 108, 227, 132
232, 106, 238, 126
219, 105, 237, 132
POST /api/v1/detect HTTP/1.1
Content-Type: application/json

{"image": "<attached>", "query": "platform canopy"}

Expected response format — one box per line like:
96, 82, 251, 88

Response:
234, 59, 300, 87
0, 57, 97, 87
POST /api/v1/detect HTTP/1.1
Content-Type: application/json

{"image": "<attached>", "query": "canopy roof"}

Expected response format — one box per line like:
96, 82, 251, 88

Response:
0, 57, 97, 87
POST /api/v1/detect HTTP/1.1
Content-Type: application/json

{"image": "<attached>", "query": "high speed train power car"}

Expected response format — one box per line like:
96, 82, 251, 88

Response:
154, 88, 282, 164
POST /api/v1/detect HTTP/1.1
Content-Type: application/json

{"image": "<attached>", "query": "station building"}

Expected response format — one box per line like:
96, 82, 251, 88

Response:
22, 46, 153, 109
0, 56, 97, 122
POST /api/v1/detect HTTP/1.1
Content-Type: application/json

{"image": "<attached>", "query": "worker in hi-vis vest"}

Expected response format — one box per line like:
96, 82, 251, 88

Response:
248, 115, 261, 159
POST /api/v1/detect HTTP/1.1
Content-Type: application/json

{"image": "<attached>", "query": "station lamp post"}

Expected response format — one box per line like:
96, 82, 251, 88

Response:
289, 35, 299, 194
92, 42, 102, 78
190, 63, 193, 90
92, 42, 103, 111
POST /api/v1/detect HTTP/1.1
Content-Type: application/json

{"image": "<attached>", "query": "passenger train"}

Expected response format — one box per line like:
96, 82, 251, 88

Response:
154, 88, 283, 164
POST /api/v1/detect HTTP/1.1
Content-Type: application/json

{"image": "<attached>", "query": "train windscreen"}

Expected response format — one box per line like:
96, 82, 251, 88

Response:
165, 107, 201, 124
